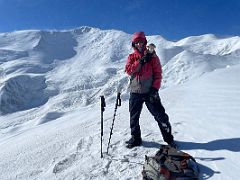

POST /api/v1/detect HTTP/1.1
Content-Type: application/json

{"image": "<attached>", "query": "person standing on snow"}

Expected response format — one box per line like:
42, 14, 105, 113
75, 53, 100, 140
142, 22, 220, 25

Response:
125, 31, 176, 148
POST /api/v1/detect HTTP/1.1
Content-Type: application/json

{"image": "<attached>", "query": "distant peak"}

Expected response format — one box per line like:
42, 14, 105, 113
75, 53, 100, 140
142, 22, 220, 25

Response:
71, 26, 100, 34
175, 34, 218, 46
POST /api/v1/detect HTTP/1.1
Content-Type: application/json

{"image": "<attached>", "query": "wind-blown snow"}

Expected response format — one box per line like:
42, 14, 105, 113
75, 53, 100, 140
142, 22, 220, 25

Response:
0, 27, 240, 179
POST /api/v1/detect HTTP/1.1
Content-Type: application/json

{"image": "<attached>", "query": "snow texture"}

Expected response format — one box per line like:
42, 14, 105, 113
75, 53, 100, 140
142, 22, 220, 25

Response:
0, 26, 240, 179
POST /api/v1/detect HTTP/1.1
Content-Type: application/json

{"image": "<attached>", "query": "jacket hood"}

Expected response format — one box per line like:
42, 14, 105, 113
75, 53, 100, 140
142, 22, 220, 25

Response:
131, 32, 147, 45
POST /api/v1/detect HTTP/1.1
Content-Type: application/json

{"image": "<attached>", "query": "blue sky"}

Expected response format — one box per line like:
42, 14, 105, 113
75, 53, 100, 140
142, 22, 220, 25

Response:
0, 0, 240, 40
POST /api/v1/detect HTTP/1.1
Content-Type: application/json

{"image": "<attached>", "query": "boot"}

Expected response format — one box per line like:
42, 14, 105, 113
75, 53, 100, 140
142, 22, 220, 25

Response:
125, 136, 142, 149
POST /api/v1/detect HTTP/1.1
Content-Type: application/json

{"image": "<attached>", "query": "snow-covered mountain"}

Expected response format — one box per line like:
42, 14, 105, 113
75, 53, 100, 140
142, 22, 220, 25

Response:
0, 27, 240, 179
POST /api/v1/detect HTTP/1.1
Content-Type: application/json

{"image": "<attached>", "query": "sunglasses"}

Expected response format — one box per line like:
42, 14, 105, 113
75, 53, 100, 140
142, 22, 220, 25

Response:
134, 41, 145, 45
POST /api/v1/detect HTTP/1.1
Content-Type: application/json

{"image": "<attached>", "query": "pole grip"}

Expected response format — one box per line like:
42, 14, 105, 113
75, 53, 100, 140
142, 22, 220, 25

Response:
100, 95, 105, 158
117, 92, 121, 106
100, 96, 106, 111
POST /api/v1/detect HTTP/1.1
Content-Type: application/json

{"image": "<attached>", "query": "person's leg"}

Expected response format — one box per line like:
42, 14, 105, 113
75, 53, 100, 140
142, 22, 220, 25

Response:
145, 96, 174, 144
129, 93, 144, 138
126, 93, 144, 148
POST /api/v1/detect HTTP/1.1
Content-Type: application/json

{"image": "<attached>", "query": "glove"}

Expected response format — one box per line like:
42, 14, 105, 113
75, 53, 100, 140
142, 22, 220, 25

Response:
138, 53, 152, 65
149, 87, 160, 103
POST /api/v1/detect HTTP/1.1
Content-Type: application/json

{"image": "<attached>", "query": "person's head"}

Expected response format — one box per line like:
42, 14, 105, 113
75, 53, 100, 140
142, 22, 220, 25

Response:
131, 32, 147, 53
147, 43, 156, 53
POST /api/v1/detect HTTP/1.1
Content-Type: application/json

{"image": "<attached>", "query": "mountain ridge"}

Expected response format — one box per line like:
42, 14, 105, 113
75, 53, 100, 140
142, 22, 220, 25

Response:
1, 26, 240, 115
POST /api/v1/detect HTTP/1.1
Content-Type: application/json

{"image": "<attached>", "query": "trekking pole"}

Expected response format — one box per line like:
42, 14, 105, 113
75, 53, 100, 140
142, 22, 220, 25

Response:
107, 92, 121, 154
100, 95, 106, 158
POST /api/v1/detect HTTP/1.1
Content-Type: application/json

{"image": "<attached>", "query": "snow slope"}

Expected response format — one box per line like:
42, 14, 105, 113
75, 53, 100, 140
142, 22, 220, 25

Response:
0, 27, 240, 179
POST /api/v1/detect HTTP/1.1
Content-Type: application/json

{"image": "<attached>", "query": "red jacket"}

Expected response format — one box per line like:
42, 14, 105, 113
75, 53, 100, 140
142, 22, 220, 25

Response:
125, 49, 162, 94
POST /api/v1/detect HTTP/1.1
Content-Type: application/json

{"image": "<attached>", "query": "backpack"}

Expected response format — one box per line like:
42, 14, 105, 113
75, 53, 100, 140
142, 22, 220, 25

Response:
142, 145, 199, 180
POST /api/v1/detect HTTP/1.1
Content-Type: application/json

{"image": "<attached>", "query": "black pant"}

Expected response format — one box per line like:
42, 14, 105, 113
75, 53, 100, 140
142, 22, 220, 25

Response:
129, 93, 174, 144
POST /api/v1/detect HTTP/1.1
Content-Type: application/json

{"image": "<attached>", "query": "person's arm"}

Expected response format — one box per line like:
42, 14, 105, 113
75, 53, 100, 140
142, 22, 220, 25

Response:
151, 56, 162, 89
125, 54, 141, 75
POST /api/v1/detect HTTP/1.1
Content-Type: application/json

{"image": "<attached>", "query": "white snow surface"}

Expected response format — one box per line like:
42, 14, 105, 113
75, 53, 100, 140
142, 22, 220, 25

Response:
0, 26, 240, 179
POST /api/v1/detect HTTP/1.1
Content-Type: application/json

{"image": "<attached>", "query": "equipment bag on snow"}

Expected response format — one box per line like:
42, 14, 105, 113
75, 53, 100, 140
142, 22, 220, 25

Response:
142, 145, 199, 180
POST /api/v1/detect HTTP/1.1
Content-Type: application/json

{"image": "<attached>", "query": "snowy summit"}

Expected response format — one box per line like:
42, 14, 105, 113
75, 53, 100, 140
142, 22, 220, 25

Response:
0, 26, 240, 179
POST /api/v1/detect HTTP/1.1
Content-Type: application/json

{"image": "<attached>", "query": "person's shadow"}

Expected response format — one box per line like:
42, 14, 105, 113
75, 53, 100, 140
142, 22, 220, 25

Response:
177, 138, 240, 152
142, 138, 240, 179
